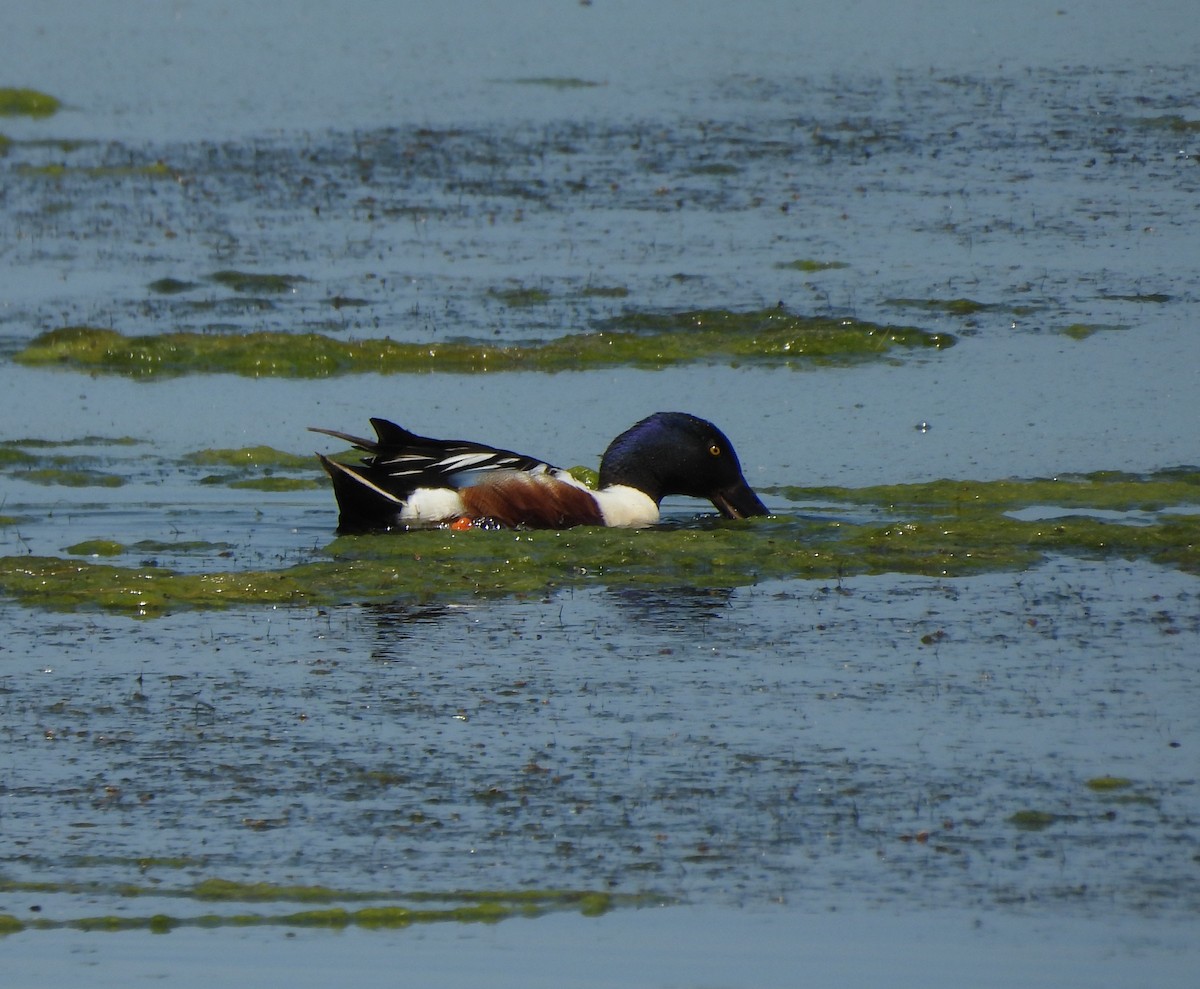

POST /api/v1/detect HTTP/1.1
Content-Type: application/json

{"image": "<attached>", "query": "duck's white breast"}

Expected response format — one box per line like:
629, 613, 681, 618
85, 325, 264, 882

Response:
592, 485, 659, 528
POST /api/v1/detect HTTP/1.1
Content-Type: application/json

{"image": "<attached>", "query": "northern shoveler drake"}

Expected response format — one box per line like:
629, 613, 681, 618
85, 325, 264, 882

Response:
311, 411, 768, 532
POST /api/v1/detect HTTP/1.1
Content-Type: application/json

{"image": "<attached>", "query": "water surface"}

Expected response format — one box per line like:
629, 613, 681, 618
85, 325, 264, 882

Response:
2, 1, 1199, 985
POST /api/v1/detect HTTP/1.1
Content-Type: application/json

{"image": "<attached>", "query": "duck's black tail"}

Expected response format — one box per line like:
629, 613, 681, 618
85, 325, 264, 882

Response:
316, 455, 405, 533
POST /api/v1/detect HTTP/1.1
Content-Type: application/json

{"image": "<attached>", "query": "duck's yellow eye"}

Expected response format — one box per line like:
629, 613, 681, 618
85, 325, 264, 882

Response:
709, 444, 721, 457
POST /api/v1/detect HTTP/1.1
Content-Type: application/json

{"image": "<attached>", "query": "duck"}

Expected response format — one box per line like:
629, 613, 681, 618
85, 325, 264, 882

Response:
311, 411, 768, 532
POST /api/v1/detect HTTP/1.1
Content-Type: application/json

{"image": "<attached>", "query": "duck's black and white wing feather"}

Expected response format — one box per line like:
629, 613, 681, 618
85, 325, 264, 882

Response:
311, 417, 560, 496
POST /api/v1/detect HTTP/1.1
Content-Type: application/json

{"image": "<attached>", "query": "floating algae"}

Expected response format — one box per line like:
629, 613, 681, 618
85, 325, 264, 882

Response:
1, 469, 1197, 616
775, 469, 1200, 514
13, 309, 954, 378
17, 160, 174, 180
182, 446, 315, 470
0, 87, 61, 118
0, 876, 636, 935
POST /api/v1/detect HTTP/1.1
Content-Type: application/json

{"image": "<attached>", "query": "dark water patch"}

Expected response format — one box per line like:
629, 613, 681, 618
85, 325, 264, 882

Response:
1100, 292, 1171, 304
148, 277, 200, 295
776, 259, 848, 272
209, 270, 308, 294
221, 476, 321, 492
688, 161, 740, 176
2, 436, 143, 449
578, 284, 629, 298
180, 300, 279, 321
489, 285, 552, 307
506, 78, 603, 90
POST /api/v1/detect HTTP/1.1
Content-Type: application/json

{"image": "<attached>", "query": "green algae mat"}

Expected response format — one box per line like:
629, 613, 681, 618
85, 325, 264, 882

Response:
0, 878, 639, 936
2, 470, 1195, 616
0, 87, 60, 118
13, 309, 953, 378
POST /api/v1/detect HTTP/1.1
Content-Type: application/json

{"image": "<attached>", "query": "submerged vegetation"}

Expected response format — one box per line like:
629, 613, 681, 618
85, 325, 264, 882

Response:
1060, 322, 1127, 340
885, 297, 997, 316
776, 258, 849, 272
489, 285, 552, 306
13, 309, 953, 378
1136, 114, 1200, 133
1, 469, 1194, 616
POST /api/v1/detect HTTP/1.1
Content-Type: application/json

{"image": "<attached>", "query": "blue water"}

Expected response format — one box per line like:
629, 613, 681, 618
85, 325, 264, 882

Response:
2, 2, 1199, 986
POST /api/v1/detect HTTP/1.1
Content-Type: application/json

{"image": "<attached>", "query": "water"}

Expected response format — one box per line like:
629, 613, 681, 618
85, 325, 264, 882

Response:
8, 906, 1198, 989
2, 1, 1199, 985
3, 561, 1198, 982
4, 560, 1196, 899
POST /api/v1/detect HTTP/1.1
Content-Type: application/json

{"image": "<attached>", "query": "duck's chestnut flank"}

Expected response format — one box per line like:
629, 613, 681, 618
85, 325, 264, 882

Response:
311, 411, 768, 533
